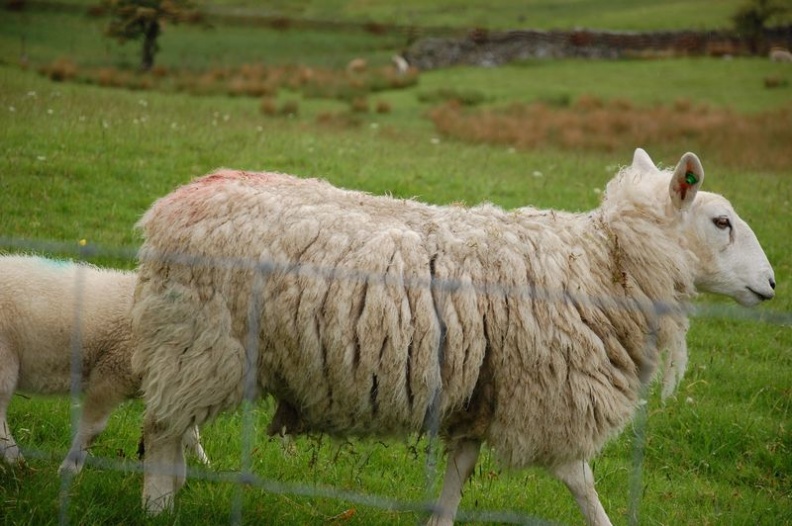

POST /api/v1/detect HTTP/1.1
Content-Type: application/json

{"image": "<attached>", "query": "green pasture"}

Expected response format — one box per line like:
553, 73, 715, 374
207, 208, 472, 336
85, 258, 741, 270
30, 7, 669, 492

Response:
221, 0, 747, 30
28, 0, 787, 31
1, 3, 790, 525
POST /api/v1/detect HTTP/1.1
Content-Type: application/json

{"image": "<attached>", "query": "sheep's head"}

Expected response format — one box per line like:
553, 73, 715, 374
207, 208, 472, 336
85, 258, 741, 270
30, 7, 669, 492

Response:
633, 148, 776, 307
688, 190, 775, 307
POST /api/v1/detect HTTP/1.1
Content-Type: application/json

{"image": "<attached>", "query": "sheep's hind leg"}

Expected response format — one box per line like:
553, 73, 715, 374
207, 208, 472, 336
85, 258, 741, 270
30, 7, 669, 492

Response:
58, 375, 128, 475
142, 421, 185, 515
0, 345, 22, 465
426, 438, 481, 526
553, 460, 612, 526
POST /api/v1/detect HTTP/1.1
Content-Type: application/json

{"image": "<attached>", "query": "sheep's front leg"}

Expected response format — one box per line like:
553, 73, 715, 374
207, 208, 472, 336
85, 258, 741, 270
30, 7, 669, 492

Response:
58, 375, 129, 475
142, 422, 185, 515
427, 438, 481, 526
553, 460, 612, 526
0, 345, 22, 465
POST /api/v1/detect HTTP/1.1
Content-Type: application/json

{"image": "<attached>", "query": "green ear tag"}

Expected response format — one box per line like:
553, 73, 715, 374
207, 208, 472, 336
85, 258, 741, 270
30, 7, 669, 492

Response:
684, 171, 698, 185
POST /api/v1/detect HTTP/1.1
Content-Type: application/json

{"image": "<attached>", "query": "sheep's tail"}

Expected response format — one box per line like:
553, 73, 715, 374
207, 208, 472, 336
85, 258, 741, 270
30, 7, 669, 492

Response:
131, 278, 245, 441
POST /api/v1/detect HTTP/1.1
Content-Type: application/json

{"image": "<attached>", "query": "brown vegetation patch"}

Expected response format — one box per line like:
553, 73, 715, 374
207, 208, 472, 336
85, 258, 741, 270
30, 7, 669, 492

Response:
35, 60, 419, 102
350, 96, 370, 113
38, 57, 78, 82
428, 97, 792, 171
315, 111, 364, 129
417, 87, 487, 106
764, 75, 789, 88
258, 97, 300, 117
375, 100, 392, 114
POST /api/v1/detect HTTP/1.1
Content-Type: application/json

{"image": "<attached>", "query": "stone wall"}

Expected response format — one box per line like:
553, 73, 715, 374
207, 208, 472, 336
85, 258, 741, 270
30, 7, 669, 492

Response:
404, 26, 792, 70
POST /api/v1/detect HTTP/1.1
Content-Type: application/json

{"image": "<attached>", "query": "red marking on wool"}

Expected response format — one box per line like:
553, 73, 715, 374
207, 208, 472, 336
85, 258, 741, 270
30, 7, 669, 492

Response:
159, 171, 278, 205
150, 170, 268, 224
146, 170, 294, 228
193, 170, 274, 187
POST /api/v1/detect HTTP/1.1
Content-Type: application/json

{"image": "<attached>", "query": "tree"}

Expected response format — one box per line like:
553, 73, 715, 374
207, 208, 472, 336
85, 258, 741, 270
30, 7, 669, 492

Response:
731, 0, 790, 53
102, 0, 203, 71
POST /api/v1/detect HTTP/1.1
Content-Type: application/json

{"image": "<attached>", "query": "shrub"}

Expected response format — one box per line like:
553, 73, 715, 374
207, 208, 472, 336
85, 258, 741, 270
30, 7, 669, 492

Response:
40, 58, 78, 82
375, 100, 392, 114
260, 98, 278, 116
763, 75, 789, 88
350, 96, 370, 113
279, 100, 299, 117
417, 88, 486, 106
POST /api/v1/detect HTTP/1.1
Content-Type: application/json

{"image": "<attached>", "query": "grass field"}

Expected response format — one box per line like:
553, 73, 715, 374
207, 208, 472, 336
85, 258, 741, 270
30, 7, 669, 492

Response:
1, 2, 791, 525
21, 0, 790, 31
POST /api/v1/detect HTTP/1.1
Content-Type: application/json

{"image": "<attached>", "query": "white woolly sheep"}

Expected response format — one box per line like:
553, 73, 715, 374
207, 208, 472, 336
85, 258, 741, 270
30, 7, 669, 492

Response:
131, 148, 774, 525
346, 57, 368, 74
392, 54, 410, 75
769, 47, 792, 62
0, 255, 209, 475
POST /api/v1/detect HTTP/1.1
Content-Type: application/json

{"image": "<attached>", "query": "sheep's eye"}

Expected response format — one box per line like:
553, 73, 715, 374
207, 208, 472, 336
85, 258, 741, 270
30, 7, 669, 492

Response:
712, 216, 731, 230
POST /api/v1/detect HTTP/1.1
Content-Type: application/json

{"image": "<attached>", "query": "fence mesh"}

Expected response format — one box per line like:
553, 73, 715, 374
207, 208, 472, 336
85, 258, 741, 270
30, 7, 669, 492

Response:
1, 236, 788, 525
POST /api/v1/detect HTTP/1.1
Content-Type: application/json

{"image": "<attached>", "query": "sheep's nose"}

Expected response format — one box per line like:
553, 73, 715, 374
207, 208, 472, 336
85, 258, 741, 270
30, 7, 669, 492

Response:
770, 278, 776, 290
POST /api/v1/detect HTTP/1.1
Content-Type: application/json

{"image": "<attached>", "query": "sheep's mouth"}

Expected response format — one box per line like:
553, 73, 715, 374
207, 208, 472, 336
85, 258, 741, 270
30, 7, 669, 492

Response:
747, 287, 773, 301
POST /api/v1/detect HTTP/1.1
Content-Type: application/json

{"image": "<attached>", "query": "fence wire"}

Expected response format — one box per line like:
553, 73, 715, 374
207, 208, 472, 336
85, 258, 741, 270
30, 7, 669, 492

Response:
1, 236, 788, 525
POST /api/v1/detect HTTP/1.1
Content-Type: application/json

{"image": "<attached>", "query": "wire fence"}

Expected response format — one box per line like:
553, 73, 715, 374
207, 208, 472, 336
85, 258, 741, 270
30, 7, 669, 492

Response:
1, 236, 788, 525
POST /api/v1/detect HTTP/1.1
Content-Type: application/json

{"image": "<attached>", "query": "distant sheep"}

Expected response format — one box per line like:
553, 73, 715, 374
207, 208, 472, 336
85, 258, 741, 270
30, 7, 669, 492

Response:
0, 255, 208, 475
131, 148, 774, 525
392, 54, 410, 75
346, 57, 367, 74
769, 47, 792, 62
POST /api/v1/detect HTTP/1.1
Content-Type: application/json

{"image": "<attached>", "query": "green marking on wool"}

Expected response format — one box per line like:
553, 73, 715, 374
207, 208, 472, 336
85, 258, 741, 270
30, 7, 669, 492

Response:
685, 171, 698, 185
37, 256, 73, 269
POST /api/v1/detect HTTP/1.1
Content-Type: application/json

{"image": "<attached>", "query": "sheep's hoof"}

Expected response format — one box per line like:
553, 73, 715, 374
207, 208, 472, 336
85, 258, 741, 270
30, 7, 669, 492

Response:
144, 493, 175, 516
0, 456, 26, 474
1, 445, 24, 466
58, 451, 87, 477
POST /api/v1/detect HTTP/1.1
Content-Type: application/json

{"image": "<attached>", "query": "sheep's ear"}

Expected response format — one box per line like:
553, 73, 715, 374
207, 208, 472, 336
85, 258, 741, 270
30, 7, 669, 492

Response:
668, 152, 704, 211
631, 148, 657, 173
